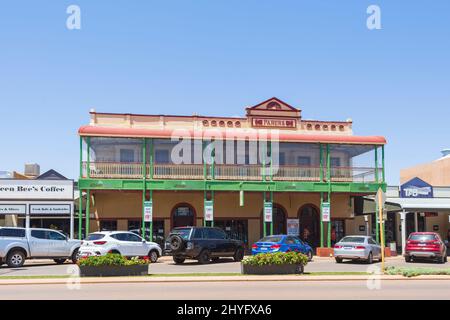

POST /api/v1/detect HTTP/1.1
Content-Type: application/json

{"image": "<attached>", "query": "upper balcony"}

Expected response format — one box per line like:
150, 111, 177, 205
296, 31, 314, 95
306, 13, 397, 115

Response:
79, 138, 385, 184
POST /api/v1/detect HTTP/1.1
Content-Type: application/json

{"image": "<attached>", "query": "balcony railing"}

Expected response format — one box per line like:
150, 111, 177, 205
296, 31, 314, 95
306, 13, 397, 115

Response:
82, 162, 382, 183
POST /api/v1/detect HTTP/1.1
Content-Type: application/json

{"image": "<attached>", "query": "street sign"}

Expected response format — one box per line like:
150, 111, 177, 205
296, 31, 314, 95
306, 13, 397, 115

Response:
322, 202, 330, 222
144, 201, 153, 222
264, 202, 273, 222
204, 200, 214, 222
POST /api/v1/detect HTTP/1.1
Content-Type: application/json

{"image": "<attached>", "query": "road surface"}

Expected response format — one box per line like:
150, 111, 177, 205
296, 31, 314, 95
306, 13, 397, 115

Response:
1, 279, 449, 300
1, 256, 448, 277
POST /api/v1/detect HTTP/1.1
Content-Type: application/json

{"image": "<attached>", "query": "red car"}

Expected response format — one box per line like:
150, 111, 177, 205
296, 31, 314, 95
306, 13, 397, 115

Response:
405, 232, 448, 263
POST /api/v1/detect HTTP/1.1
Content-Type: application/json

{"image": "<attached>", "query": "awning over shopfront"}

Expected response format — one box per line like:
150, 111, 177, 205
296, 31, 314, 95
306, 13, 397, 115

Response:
386, 198, 450, 212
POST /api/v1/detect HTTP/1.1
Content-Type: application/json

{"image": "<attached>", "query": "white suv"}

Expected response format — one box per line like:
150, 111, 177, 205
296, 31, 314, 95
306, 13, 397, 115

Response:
79, 231, 162, 263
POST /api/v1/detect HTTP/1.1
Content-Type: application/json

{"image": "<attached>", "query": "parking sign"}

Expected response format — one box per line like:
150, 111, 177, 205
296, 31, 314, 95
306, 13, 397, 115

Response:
264, 202, 273, 222
144, 201, 153, 222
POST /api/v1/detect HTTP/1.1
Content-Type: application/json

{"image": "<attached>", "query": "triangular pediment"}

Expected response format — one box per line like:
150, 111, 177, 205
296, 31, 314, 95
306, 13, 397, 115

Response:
247, 97, 300, 112
246, 97, 301, 120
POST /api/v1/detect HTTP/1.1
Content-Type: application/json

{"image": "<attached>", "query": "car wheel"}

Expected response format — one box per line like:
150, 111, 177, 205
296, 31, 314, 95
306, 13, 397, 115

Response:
366, 252, 373, 264
173, 256, 185, 264
54, 259, 66, 265
6, 250, 26, 268
149, 250, 159, 263
405, 256, 412, 263
71, 248, 80, 264
198, 250, 211, 264
335, 257, 343, 263
108, 250, 121, 255
233, 247, 245, 262
307, 250, 313, 261
211, 257, 220, 262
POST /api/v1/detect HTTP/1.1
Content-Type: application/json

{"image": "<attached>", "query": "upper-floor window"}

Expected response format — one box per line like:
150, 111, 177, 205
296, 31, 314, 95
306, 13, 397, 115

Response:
155, 149, 170, 163
297, 156, 311, 166
120, 149, 135, 163
330, 157, 341, 167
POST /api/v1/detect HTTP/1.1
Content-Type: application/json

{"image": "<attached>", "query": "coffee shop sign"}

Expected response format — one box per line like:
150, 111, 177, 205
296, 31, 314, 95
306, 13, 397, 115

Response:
0, 180, 73, 200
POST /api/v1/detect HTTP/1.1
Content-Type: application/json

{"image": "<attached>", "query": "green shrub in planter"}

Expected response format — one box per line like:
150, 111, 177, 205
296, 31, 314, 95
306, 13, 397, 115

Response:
242, 251, 308, 266
78, 254, 150, 267
78, 254, 150, 277
241, 252, 308, 275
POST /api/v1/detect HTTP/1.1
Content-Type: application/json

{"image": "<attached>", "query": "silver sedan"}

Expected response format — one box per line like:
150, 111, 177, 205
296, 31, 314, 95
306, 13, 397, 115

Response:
333, 236, 382, 264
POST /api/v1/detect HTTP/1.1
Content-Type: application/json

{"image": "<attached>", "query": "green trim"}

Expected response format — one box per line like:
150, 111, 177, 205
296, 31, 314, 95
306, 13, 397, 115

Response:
326, 144, 331, 249
149, 138, 154, 180
319, 143, 323, 181
78, 178, 386, 193
270, 191, 273, 235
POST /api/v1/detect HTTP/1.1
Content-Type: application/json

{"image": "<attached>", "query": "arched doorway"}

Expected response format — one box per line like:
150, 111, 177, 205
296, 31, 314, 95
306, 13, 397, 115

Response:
261, 204, 287, 237
171, 203, 195, 229
298, 204, 320, 248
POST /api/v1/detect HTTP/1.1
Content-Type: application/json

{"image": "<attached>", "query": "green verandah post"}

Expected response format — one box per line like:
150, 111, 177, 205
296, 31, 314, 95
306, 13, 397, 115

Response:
85, 137, 91, 238
270, 191, 274, 236
78, 137, 83, 240
326, 144, 331, 248
142, 138, 147, 239
375, 145, 380, 243
319, 144, 324, 247
263, 192, 267, 237
382, 145, 385, 183
149, 138, 154, 241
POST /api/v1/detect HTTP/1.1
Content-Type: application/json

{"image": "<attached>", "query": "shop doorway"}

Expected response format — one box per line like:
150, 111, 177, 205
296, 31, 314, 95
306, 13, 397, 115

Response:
172, 204, 195, 229
215, 219, 248, 244
298, 204, 320, 248
260, 204, 287, 237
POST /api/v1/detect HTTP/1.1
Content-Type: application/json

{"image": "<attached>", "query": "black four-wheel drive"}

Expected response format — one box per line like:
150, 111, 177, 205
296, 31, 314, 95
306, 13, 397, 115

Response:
164, 227, 245, 264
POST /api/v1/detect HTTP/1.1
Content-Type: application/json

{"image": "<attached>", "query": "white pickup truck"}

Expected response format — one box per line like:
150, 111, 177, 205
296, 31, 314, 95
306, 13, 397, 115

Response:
0, 227, 81, 268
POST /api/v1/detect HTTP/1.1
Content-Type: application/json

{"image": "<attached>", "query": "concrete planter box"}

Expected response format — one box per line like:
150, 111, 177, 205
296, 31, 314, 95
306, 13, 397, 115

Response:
241, 263, 304, 275
79, 264, 149, 277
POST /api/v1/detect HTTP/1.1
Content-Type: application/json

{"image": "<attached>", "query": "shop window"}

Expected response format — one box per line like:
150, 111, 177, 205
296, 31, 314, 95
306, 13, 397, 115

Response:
100, 220, 117, 231
120, 149, 135, 163
331, 220, 345, 245
172, 205, 195, 229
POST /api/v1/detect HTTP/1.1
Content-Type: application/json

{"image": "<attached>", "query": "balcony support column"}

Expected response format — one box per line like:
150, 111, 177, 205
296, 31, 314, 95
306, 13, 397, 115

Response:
375, 146, 379, 183
320, 192, 324, 248
326, 144, 331, 248
78, 137, 83, 240
85, 189, 90, 238
381, 145, 385, 183
319, 143, 323, 182
142, 138, 148, 239
86, 137, 91, 179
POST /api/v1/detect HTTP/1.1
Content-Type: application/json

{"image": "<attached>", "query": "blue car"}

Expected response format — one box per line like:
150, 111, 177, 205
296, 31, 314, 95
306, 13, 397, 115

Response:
252, 235, 314, 261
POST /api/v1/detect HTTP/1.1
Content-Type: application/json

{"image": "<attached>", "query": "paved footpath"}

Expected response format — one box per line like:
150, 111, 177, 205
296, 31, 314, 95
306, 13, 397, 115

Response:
1, 256, 448, 277
0, 277, 449, 300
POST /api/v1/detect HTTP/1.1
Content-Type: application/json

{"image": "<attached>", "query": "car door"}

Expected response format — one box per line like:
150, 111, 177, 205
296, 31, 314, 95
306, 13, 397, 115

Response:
368, 238, 381, 258
126, 232, 148, 256
285, 236, 298, 252
206, 228, 224, 256
29, 230, 49, 257
47, 230, 69, 257
111, 233, 135, 256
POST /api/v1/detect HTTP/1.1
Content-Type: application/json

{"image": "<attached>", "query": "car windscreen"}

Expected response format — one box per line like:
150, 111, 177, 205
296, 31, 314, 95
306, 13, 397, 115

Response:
339, 236, 365, 243
86, 233, 105, 241
409, 234, 437, 241
171, 228, 191, 240
259, 236, 283, 243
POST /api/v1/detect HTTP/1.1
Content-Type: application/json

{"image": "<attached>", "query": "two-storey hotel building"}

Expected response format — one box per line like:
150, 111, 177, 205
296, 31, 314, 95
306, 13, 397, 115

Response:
77, 97, 387, 252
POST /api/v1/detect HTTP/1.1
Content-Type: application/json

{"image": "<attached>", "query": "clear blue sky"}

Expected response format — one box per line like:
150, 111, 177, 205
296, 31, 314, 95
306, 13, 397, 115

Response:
1, 1, 449, 184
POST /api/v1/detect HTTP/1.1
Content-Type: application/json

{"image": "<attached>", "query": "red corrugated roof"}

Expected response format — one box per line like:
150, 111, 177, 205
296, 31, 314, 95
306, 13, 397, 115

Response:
78, 126, 387, 145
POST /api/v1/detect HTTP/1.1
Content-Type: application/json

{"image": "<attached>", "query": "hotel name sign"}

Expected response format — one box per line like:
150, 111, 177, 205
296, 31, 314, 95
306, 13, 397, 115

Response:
252, 118, 296, 128
0, 180, 74, 200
